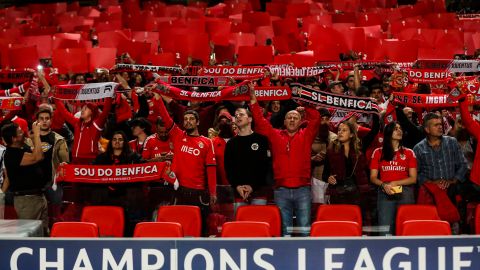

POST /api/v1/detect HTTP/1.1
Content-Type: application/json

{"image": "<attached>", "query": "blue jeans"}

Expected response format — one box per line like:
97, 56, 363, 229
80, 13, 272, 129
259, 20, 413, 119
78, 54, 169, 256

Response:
377, 185, 415, 235
274, 186, 311, 236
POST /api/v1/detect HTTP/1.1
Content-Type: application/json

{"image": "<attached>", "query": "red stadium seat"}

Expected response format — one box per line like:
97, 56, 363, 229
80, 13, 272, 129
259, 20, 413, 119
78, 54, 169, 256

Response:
156, 205, 202, 237
133, 222, 183, 237
235, 205, 282, 237
221, 221, 271, 237
395, 205, 440, 236
310, 221, 362, 237
81, 206, 124, 237
401, 220, 451, 236
316, 204, 362, 227
476, 204, 480, 234
51, 222, 99, 237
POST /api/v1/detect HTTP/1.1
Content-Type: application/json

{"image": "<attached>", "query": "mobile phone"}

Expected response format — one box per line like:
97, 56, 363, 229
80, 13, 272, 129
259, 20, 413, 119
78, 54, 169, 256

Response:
391, 186, 403, 194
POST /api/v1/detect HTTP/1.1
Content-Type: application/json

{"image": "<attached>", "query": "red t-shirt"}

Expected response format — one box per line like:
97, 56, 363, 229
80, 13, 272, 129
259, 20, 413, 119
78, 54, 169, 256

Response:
169, 124, 216, 193
370, 147, 417, 182
212, 136, 229, 185
141, 134, 173, 160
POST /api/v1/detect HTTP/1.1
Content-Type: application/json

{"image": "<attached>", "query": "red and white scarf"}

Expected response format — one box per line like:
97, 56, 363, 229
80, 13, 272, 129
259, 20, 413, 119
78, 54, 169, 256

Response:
54, 82, 117, 101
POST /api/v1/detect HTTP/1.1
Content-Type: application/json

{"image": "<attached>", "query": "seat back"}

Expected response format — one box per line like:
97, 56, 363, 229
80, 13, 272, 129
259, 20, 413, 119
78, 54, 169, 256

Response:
475, 204, 480, 234
134, 222, 183, 237
316, 204, 362, 227
235, 205, 282, 237
401, 220, 451, 236
310, 221, 362, 237
396, 205, 440, 236
221, 221, 271, 237
156, 205, 202, 237
51, 222, 99, 237
81, 206, 124, 237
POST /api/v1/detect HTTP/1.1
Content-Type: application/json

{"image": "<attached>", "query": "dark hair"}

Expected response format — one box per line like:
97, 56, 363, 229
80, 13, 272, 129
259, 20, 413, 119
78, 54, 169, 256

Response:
105, 131, 132, 159
35, 108, 52, 119
423, 112, 441, 128
381, 122, 402, 161
156, 117, 165, 127
184, 110, 199, 121
130, 117, 152, 135
1, 123, 19, 146
235, 107, 252, 118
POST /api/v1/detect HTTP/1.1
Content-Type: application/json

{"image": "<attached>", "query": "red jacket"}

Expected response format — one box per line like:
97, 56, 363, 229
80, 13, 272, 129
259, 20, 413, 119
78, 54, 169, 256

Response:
459, 99, 480, 185
55, 98, 112, 164
212, 136, 229, 185
250, 102, 320, 188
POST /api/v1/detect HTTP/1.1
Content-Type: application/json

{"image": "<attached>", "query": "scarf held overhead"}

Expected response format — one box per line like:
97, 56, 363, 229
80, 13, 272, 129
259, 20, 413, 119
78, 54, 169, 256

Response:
153, 80, 291, 101
54, 82, 117, 101
199, 66, 265, 80
114, 64, 184, 74
155, 76, 233, 87
290, 83, 380, 114
56, 162, 167, 184
0, 97, 23, 110
0, 70, 33, 83
267, 65, 325, 77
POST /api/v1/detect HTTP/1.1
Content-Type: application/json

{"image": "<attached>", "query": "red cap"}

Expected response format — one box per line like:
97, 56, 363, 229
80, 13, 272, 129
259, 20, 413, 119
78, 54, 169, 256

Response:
218, 111, 232, 121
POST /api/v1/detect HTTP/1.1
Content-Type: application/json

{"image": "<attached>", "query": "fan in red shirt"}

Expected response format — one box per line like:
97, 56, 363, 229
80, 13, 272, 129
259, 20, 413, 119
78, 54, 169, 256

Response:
370, 121, 417, 235
156, 87, 217, 234
211, 111, 235, 186
141, 118, 174, 162
128, 117, 152, 156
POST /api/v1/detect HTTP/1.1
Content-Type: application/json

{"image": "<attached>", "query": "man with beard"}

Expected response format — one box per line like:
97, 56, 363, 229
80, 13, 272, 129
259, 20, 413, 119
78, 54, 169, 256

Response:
212, 111, 234, 186
311, 109, 337, 206
142, 118, 173, 162
224, 107, 272, 214
36, 107, 69, 223
157, 96, 217, 235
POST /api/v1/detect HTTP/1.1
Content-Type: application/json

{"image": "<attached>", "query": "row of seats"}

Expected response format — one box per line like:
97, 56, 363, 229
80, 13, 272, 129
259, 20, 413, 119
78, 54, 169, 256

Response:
50, 204, 480, 237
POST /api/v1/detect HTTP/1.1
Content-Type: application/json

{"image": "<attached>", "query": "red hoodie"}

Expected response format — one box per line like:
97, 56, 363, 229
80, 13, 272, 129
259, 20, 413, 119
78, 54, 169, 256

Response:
250, 102, 321, 188
55, 98, 112, 164
459, 99, 480, 185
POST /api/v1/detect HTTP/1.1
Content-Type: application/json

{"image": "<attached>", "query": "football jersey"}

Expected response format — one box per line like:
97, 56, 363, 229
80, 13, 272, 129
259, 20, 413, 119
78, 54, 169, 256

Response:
142, 134, 173, 160
169, 124, 216, 192
370, 147, 417, 182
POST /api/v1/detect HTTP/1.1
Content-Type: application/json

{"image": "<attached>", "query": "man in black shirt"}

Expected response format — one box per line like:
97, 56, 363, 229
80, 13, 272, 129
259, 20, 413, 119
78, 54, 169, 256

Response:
2, 122, 47, 234
224, 107, 272, 214
37, 107, 69, 222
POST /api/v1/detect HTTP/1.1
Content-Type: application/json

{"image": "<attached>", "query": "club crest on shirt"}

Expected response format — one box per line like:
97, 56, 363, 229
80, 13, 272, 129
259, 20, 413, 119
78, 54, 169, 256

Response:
169, 142, 174, 149
400, 154, 406, 160
198, 142, 204, 148
183, 138, 187, 142
251, 143, 259, 151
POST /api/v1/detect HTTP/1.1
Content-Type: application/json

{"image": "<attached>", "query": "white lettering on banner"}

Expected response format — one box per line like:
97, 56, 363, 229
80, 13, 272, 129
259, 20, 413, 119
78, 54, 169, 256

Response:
220, 249, 246, 270
325, 248, 345, 270
184, 248, 214, 270
40, 248, 64, 270
73, 249, 93, 270
10, 247, 33, 270
453, 247, 474, 270
6, 245, 478, 269
181, 145, 200, 156
426, 96, 448, 104
253, 249, 275, 270
115, 165, 158, 176
102, 249, 133, 270
255, 89, 288, 97
354, 248, 374, 270
191, 91, 221, 98
141, 249, 164, 270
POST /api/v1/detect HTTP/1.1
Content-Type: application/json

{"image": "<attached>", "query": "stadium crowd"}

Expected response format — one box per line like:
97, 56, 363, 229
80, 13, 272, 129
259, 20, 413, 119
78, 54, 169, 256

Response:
0, 0, 480, 237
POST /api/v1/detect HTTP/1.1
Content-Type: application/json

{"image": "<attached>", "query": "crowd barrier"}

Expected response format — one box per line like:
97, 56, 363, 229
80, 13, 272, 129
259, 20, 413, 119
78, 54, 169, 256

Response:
1, 236, 480, 269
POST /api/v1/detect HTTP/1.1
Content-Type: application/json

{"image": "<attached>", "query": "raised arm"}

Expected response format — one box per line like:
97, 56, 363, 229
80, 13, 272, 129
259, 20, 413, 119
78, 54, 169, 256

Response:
459, 97, 480, 138
54, 99, 78, 126
248, 84, 276, 138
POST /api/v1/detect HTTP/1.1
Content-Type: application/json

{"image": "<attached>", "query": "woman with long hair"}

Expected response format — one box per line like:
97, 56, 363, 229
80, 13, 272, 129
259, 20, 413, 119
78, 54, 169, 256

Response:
94, 131, 142, 165
323, 121, 369, 205
370, 121, 417, 235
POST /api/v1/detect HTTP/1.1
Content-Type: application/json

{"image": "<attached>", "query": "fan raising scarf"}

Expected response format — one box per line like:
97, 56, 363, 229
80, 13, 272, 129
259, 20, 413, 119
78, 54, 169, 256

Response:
290, 83, 380, 114
152, 80, 291, 101
114, 64, 184, 74
0, 70, 33, 83
54, 82, 117, 101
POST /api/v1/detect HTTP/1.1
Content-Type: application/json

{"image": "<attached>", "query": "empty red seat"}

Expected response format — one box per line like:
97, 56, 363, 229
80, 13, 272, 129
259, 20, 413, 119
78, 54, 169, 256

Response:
51, 222, 99, 237
133, 222, 183, 237
395, 205, 440, 236
401, 220, 451, 236
316, 204, 362, 227
81, 206, 124, 237
235, 205, 282, 237
310, 221, 362, 237
221, 221, 271, 237
156, 205, 202, 237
